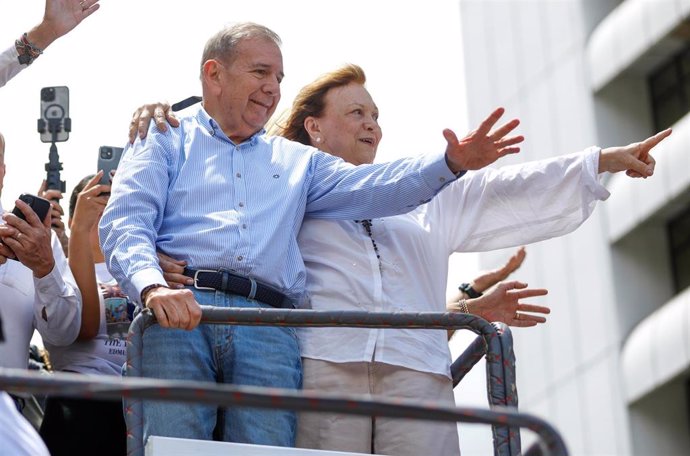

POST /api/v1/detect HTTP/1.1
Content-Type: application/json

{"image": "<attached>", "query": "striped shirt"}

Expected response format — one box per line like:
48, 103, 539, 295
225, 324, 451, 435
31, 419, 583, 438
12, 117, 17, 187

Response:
99, 105, 458, 304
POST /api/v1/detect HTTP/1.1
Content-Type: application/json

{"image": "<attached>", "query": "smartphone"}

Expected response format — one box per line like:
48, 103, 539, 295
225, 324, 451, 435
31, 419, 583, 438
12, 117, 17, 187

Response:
97, 146, 124, 185
39, 86, 70, 143
11, 194, 51, 223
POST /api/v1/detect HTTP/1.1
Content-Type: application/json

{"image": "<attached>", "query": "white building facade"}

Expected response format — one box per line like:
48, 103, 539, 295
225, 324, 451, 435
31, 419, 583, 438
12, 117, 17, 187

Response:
457, 1, 690, 455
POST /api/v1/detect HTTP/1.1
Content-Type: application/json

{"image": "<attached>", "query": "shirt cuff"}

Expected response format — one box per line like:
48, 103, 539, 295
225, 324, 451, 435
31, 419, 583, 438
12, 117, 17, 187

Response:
131, 268, 168, 304
33, 262, 68, 299
419, 149, 464, 191
585, 146, 611, 200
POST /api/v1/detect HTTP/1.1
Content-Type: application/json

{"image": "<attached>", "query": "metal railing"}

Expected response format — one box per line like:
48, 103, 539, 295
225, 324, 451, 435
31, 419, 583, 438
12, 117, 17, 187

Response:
0, 366, 567, 456
121, 307, 550, 456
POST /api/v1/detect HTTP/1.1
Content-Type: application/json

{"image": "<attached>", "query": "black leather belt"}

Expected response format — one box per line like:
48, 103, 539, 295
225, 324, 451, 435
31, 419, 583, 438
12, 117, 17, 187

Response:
183, 268, 292, 309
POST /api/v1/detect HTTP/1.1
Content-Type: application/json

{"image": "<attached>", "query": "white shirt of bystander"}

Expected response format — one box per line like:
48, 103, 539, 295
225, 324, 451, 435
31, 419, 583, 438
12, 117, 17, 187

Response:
0, 392, 49, 456
0, 200, 82, 369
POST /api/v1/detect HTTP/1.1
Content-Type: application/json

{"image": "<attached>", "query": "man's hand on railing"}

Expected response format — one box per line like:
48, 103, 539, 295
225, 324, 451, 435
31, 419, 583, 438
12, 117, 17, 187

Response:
143, 286, 201, 330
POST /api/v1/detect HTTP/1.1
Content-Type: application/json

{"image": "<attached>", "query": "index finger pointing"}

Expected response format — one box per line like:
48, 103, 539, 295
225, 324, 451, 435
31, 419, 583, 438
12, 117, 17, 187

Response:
642, 128, 672, 150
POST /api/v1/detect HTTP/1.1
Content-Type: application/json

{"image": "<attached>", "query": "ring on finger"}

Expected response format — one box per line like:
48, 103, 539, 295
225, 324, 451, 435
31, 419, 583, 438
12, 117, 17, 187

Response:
514, 312, 520, 320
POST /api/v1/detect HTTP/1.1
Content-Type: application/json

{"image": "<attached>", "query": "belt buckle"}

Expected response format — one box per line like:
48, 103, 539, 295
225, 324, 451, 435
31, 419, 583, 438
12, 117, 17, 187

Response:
193, 269, 217, 291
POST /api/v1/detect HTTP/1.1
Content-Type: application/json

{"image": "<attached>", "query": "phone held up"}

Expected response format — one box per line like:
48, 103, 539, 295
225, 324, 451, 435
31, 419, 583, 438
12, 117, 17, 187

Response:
11, 194, 51, 223
98, 146, 124, 186
38, 86, 70, 143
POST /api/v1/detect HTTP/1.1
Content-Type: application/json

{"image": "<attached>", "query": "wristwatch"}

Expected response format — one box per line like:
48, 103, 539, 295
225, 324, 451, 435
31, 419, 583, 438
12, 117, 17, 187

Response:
140, 283, 167, 305
458, 282, 483, 299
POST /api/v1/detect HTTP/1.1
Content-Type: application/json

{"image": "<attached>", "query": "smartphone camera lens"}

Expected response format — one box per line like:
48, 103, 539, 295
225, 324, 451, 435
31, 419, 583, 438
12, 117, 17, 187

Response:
101, 148, 113, 159
40, 87, 56, 102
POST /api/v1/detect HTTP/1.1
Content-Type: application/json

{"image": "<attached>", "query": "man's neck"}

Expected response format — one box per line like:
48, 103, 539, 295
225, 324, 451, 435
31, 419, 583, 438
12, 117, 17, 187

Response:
202, 100, 259, 145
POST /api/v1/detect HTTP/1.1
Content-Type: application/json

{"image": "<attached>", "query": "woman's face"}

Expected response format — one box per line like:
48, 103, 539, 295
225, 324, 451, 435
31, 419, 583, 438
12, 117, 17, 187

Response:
311, 83, 382, 165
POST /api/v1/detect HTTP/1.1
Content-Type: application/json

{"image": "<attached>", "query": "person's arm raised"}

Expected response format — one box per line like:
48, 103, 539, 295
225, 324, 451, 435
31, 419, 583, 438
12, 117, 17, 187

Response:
26, 0, 100, 50
68, 173, 110, 340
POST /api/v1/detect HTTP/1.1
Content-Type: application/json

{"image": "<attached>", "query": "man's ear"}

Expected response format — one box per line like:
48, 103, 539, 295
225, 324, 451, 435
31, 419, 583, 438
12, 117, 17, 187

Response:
304, 117, 322, 144
202, 59, 223, 96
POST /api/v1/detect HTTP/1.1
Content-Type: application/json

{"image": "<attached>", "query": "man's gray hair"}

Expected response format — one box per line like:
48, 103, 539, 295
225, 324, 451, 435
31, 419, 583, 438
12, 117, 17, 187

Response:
200, 22, 282, 77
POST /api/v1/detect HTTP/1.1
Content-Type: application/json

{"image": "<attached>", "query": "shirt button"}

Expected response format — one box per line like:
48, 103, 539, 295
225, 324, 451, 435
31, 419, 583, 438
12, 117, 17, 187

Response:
239, 202, 244, 207
439, 177, 446, 183
242, 224, 247, 229
236, 173, 242, 178
237, 256, 243, 261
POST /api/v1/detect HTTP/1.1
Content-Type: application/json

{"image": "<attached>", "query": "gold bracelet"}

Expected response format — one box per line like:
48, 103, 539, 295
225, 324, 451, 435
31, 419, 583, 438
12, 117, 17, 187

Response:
458, 299, 469, 314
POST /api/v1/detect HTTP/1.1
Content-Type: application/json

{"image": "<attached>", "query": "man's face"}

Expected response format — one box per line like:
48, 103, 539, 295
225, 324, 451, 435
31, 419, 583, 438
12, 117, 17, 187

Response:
214, 37, 284, 143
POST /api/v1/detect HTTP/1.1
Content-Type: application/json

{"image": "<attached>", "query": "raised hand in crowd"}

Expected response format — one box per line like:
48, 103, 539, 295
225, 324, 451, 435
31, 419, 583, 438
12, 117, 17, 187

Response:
446, 248, 545, 337
27, 0, 101, 51
449, 246, 527, 307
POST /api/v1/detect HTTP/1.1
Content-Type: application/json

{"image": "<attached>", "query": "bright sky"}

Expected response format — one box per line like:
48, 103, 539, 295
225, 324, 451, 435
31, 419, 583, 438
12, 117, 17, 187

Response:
1, 1, 491, 450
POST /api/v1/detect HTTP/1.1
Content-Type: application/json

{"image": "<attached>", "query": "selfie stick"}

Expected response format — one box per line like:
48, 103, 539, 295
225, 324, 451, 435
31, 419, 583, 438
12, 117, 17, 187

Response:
37, 116, 70, 193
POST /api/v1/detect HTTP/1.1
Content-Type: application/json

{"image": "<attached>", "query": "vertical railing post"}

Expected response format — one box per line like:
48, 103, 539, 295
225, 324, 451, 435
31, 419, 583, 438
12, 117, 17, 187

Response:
125, 310, 152, 456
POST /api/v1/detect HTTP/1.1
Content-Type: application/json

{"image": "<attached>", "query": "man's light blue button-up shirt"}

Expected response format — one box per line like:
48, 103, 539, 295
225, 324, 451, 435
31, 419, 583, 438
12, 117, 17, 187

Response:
99, 105, 459, 304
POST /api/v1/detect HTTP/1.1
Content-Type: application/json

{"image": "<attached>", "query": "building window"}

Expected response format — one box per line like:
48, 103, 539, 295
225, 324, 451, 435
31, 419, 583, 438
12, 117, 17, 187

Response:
649, 46, 690, 131
668, 204, 690, 293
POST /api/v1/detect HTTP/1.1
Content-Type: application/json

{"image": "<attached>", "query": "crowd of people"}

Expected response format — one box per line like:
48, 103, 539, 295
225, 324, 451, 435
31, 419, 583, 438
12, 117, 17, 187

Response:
0, 1, 672, 455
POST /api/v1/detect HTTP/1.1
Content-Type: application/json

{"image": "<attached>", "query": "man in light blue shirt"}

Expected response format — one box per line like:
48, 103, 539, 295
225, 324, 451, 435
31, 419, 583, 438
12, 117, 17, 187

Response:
99, 22, 522, 447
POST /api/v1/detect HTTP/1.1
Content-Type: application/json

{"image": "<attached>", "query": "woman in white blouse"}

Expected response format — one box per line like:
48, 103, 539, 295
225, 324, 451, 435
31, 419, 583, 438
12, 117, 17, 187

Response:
274, 64, 669, 456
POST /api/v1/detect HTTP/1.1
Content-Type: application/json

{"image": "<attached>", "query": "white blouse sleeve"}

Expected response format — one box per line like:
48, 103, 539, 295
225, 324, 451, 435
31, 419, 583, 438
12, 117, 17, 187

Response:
435, 147, 610, 252
32, 232, 82, 346
0, 45, 24, 89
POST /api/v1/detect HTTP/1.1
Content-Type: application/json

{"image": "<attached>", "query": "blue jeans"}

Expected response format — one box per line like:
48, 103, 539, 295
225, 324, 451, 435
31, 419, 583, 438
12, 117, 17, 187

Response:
141, 289, 302, 446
